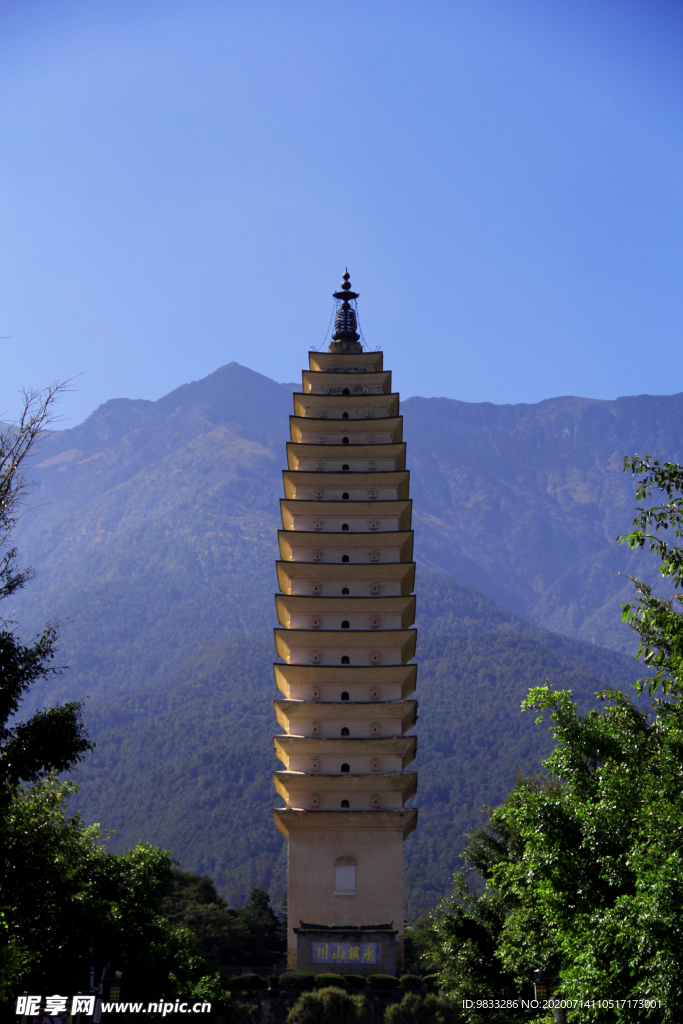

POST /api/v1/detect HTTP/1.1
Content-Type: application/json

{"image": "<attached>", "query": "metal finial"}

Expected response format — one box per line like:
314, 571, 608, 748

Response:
333, 270, 358, 301
331, 269, 360, 346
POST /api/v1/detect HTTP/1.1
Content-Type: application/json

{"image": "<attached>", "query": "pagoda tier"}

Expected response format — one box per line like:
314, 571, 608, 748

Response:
289, 416, 403, 444
275, 561, 416, 597
301, 370, 392, 395
273, 273, 418, 972
278, 530, 414, 564
273, 663, 417, 701
286, 442, 406, 472
279, 499, 412, 532
273, 698, 417, 734
275, 594, 416, 629
282, 470, 410, 501
293, 392, 400, 418
273, 771, 418, 811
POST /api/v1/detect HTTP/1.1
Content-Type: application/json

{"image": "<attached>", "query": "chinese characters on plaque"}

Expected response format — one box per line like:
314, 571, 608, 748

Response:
312, 942, 380, 964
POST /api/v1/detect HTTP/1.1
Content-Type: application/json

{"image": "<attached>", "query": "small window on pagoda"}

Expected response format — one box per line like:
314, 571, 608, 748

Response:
342, 492, 349, 499
341, 656, 350, 664
342, 555, 350, 563
342, 523, 349, 531
340, 800, 350, 809
341, 691, 350, 700
343, 388, 350, 395
342, 587, 349, 595
341, 727, 350, 736
342, 464, 349, 471
335, 857, 356, 894
342, 437, 349, 444
341, 763, 350, 772
342, 412, 349, 419
342, 620, 350, 629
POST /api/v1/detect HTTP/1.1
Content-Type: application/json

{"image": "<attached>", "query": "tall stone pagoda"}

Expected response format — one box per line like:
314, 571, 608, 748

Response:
272, 272, 418, 974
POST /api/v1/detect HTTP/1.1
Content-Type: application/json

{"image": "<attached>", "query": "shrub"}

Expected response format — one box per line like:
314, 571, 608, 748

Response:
268, 976, 280, 991
226, 974, 267, 991
399, 975, 422, 993
344, 975, 368, 991
279, 971, 316, 991
367, 974, 400, 991
421, 975, 440, 992
287, 986, 370, 1024
384, 992, 461, 1024
314, 973, 345, 988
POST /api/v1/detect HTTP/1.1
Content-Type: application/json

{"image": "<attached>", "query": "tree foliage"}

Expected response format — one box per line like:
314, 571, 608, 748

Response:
286, 986, 370, 1024
384, 992, 462, 1024
161, 871, 286, 970
430, 458, 683, 1023
2, 775, 207, 999
619, 454, 683, 695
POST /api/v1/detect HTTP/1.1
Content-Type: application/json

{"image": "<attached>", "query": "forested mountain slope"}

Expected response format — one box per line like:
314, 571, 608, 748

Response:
11, 362, 682, 656
6, 361, 670, 914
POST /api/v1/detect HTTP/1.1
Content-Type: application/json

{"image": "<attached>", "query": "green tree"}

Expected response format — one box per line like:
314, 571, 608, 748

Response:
429, 775, 556, 1022
431, 456, 683, 1023
620, 454, 683, 695
2, 774, 207, 1002
384, 992, 462, 1024
287, 986, 370, 1024
161, 872, 286, 970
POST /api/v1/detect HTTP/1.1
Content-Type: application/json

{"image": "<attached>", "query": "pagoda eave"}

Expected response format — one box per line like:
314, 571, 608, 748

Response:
274, 698, 417, 723
307, 352, 384, 373
273, 771, 418, 798
273, 807, 418, 839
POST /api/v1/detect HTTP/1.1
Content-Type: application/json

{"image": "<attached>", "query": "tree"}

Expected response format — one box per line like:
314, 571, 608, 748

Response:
619, 455, 683, 696
0, 384, 92, 806
384, 992, 462, 1024
431, 456, 683, 1023
286, 986, 370, 1024
0, 386, 214, 1006
161, 872, 286, 970
2, 775, 207, 1000
429, 775, 557, 1023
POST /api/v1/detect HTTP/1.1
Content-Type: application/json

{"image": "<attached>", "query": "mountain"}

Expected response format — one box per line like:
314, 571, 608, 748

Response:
6, 362, 671, 916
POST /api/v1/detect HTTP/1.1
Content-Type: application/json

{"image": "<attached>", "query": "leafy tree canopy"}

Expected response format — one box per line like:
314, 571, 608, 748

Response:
620, 454, 683, 695
2, 775, 206, 999
161, 871, 286, 970
430, 457, 683, 1024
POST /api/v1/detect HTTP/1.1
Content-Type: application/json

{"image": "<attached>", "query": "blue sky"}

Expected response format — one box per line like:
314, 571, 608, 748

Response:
1, 0, 682, 425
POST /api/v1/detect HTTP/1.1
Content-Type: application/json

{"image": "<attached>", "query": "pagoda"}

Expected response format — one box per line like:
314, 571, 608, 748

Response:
272, 272, 418, 974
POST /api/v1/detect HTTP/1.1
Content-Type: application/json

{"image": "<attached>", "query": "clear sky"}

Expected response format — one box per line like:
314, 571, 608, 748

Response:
1, 0, 682, 425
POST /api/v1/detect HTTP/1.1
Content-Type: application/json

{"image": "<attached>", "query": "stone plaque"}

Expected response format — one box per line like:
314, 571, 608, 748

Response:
311, 941, 380, 964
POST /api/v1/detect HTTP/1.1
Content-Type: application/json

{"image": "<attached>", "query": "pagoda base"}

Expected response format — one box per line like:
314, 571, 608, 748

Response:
273, 809, 417, 971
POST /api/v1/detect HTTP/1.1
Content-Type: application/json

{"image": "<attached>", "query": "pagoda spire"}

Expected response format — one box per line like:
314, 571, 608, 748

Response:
330, 269, 362, 353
